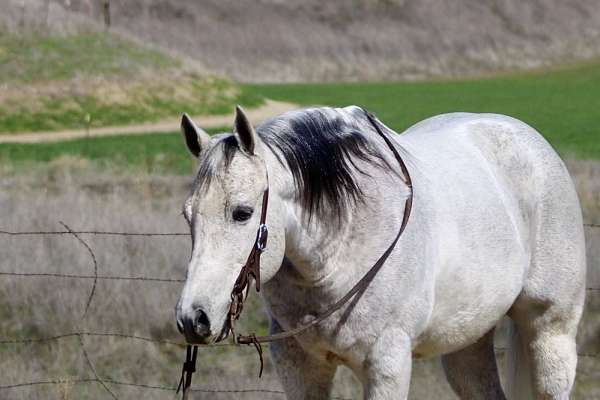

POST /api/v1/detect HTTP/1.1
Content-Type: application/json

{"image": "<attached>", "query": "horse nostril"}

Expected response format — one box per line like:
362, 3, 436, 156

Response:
195, 309, 210, 332
178, 307, 211, 343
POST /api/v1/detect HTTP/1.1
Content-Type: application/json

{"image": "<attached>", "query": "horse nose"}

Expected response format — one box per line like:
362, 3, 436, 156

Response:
177, 307, 211, 344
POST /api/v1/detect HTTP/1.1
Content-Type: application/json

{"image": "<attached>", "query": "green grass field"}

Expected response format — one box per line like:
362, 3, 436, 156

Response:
2, 61, 599, 173
246, 61, 600, 160
0, 131, 208, 175
0, 33, 175, 84
0, 32, 261, 133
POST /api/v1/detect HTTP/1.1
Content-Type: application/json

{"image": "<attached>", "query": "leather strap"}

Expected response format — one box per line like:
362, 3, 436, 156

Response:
176, 345, 197, 399
178, 109, 413, 385
234, 108, 413, 346
177, 109, 413, 388
228, 188, 269, 330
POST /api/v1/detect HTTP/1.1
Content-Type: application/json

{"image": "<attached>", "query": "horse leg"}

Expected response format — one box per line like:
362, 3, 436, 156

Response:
505, 175, 585, 400
363, 329, 412, 400
269, 318, 337, 400
509, 304, 580, 400
441, 329, 506, 400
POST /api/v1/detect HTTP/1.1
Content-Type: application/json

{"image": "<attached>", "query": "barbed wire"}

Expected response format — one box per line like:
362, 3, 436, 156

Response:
0, 223, 599, 398
0, 378, 284, 394
78, 334, 120, 399
60, 222, 98, 317
0, 378, 288, 396
0, 271, 184, 282
0, 223, 277, 398
0, 220, 598, 286
0, 377, 354, 399
0, 229, 189, 236
0, 223, 598, 237
62, 222, 121, 399
0, 331, 233, 347
3, 271, 600, 294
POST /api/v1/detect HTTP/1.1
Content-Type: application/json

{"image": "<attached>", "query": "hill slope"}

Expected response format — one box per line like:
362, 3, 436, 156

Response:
0, 31, 261, 133
5, 0, 599, 82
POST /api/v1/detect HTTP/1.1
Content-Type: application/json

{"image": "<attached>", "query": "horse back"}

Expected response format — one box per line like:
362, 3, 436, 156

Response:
397, 113, 585, 356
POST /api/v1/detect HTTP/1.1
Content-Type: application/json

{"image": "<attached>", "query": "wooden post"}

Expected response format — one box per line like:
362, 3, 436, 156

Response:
19, 0, 26, 31
84, 113, 91, 138
43, 0, 50, 31
103, 0, 110, 30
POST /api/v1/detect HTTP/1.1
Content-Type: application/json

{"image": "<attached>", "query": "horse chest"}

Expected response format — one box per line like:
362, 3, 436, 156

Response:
264, 282, 376, 360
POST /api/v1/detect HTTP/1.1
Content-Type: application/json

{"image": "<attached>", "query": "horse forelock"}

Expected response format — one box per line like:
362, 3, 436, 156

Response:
192, 133, 238, 194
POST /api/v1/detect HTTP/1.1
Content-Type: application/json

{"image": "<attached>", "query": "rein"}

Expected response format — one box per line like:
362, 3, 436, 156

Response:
177, 109, 413, 397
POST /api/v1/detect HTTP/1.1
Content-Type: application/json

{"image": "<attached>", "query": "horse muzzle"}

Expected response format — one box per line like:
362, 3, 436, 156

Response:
176, 306, 212, 344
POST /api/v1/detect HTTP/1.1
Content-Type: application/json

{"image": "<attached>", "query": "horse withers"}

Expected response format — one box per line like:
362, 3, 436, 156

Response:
175, 106, 586, 400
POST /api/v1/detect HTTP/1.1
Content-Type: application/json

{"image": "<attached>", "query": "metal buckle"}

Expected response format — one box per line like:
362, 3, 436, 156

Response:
255, 224, 268, 251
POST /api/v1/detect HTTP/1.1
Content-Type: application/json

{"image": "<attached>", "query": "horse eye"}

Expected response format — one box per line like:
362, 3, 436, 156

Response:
232, 206, 253, 222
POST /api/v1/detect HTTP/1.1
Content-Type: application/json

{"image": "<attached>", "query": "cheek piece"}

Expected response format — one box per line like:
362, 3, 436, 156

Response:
228, 187, 270, 335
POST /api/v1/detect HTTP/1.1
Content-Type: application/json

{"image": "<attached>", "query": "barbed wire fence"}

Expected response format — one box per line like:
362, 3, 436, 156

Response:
0, 223, 599, 399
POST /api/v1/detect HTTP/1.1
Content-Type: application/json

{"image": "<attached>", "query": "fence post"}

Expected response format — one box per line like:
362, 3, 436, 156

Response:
19, 0, 26, 32
103, 0, 111, 30
43, 0, 50, 31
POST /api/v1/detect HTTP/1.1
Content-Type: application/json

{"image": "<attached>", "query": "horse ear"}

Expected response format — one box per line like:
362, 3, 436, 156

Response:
181, 113, 211, 158
234, 105, 257, 155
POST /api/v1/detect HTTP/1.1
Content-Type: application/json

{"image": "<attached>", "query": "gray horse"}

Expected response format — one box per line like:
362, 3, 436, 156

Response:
176, 106, 585, 399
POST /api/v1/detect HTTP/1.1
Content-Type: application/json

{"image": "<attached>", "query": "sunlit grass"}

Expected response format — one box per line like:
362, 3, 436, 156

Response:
0, 32, 263, 133
2, 61, 599, 174
246, 61, 600, 160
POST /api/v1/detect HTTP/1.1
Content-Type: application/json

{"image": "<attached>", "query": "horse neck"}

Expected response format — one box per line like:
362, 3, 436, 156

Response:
268, 148, 411, 286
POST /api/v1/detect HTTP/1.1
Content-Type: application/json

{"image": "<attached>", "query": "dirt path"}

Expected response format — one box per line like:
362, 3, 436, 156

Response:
0, 100, 298, 144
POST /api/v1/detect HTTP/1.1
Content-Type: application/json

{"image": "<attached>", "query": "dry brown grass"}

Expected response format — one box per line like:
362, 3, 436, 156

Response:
0, 164, 361, 399
0, 160, 598, 399
5, 0, 600, 82
0, 71, 232, 114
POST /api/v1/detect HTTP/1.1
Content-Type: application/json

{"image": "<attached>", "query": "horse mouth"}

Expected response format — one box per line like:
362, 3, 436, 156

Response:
214, 318, 232, 343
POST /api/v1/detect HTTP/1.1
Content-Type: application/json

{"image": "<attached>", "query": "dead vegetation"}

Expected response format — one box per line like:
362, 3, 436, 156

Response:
4, 0, 600, 82
0, 160, 598, 399
0, 22, 258, 133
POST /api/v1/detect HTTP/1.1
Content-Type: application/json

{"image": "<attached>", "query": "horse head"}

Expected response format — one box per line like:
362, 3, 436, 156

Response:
175, 107, 286, 344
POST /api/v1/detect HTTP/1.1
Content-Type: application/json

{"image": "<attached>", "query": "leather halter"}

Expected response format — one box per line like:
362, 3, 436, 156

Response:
229, 188, 269, 326
177, 109, 413, 395
228, 109, 413, 363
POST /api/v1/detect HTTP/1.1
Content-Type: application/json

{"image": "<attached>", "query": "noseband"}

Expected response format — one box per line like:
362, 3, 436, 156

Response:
178, 109, 413, 396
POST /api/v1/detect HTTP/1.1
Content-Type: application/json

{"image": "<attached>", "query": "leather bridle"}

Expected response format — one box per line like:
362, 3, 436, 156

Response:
177, 109, 413, 397
228, 187, 269, 334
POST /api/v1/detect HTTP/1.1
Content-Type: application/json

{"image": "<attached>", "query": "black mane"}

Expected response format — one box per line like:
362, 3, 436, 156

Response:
257, 108, 390, 221
194, 107, 391, 222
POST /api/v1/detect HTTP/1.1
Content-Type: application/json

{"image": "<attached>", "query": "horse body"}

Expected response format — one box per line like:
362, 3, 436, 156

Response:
404, 113, 552, 356
176, 106, 585, 399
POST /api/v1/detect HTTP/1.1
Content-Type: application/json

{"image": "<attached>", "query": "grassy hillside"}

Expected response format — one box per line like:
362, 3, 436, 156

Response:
0, 33, 173, 83
0, 131, 205, 175
2, 61, 599, 174
0, 32, 261, 133
0, 163, 598, 399
246, 61, 600, 160
39, 0, 600, 82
